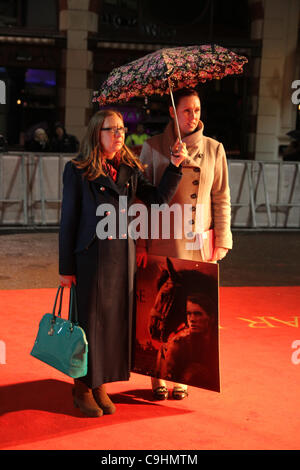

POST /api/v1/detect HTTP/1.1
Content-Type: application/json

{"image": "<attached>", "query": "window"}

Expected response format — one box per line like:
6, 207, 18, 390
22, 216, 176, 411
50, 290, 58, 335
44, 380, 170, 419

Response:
0, 0, 58, 29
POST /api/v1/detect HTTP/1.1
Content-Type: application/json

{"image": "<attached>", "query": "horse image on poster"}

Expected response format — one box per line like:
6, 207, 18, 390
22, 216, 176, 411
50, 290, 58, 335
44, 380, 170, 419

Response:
133, 255, 220, 392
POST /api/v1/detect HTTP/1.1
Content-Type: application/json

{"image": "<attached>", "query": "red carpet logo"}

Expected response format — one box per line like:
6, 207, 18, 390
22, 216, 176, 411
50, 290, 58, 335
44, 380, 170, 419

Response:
0, 340, 6, 364
238, 316, 300, 328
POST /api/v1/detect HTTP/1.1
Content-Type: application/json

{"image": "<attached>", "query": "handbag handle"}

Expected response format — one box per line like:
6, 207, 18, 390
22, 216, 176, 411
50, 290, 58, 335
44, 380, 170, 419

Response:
68, 283, 79, 325
51, 286, 64, 319
50, 284, 79, 333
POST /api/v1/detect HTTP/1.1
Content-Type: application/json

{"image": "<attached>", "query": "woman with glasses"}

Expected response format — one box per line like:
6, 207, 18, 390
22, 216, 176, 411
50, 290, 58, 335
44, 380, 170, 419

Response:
58, 109, 185, 417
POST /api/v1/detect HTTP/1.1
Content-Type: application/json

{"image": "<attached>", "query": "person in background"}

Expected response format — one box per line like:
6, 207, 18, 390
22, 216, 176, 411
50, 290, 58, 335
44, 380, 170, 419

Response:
59, 109, 185, 418
51, 122, 79, 153
282, 130, 300, 161
125, 123, 149, 148
137, 87, 232, 400
0, 133, 8, 152
25, 128, 51, 152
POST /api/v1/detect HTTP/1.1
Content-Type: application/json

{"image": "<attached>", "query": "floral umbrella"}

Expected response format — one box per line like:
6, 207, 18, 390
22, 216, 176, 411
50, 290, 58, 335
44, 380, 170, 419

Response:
93, 44, 248, 140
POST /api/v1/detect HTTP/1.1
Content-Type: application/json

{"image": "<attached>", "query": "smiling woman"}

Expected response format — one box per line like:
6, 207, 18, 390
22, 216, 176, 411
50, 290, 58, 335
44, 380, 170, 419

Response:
138, 87, 232, 400
169, 89, 201, 138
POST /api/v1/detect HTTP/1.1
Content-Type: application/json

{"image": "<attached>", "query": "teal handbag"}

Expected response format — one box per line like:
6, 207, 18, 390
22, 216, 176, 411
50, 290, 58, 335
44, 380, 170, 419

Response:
31, 284, 88, 378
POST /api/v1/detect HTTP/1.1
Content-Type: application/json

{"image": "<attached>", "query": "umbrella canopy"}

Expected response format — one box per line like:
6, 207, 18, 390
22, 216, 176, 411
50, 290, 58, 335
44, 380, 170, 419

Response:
94, 44, 248, 106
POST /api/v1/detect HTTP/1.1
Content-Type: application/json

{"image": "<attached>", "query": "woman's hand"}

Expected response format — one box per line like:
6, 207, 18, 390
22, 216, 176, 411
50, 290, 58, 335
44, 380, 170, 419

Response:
170, 138, 188, 167
59, 275, 77, 287
211, 247, 228, 262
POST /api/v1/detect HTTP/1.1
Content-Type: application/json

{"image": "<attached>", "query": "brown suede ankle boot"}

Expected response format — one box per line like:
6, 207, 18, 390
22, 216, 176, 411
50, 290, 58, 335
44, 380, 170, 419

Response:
92, 384, 116, 415
73, 379, 103, 417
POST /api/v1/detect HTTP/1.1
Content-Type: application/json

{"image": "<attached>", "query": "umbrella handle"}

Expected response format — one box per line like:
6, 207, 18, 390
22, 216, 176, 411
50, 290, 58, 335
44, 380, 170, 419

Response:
168, 80, 182, 144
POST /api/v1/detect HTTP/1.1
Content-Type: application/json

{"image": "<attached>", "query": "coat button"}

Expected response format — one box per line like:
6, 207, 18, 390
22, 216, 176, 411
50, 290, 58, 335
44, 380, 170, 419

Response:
190, 193, 197, 199
189, 220, 195, 225
191, 206, 196, 212
193, 167, 200, 173
100, 186, 105, 191
192, 180, 199, 185
187, 231, 194, 238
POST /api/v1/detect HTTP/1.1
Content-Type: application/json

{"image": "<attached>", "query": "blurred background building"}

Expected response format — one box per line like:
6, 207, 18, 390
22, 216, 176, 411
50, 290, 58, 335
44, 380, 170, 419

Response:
0, 0, 299, 160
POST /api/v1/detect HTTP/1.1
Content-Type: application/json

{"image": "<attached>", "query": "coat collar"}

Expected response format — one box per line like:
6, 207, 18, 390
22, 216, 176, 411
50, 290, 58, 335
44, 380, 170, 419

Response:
117, 163, 137, 187
90, 163, 137, 195
162, 120, 205, 166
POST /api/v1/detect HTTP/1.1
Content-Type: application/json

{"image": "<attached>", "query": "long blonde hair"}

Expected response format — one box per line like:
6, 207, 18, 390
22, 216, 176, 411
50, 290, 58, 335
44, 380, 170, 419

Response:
73, 109, 144, 180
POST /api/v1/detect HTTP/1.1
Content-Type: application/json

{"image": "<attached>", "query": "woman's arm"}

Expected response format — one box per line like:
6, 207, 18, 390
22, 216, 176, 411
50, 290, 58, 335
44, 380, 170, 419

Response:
135, 139, 186, 267
136, 139, 186, 206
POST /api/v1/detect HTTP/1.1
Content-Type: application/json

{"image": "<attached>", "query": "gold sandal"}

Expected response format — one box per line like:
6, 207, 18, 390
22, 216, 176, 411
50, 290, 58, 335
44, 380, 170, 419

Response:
172, 386, 188, 400
152, 386, 169, 400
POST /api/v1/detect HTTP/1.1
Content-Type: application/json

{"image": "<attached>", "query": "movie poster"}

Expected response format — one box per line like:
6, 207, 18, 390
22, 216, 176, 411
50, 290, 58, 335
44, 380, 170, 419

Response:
132, 255, 220, 392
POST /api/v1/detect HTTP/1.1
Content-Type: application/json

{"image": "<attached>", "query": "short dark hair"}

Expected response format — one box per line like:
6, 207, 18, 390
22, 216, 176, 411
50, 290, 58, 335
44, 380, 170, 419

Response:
169, 87, 200, 108
186, 293, 216, 318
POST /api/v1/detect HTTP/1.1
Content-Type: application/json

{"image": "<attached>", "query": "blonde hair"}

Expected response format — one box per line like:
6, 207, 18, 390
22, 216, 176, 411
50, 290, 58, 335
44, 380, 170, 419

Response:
73, 109, 144, 180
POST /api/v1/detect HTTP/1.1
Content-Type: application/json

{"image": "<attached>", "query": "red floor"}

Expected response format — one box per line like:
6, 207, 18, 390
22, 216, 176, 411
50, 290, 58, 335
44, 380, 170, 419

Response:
0, 286, 300, 450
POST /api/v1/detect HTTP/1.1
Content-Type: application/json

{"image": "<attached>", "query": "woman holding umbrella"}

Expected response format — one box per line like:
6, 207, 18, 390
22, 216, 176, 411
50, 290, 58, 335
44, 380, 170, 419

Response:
137, 88, 232, 400
59, 109, 185, 417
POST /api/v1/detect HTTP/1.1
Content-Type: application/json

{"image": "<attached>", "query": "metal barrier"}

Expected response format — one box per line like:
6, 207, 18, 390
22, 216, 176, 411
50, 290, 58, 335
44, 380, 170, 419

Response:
0, 153, 300, 229
0, 153, 28, 225
228, 160, 300, 228
0, 152, 71, 227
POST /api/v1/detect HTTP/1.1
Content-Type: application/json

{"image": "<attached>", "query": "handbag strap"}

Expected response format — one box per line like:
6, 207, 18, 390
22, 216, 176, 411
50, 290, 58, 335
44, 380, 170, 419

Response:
68, 283, 79, 325
52, 286, 64, 319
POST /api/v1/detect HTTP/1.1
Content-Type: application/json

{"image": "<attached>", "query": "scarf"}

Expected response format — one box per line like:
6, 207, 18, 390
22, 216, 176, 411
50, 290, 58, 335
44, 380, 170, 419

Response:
102, 154, 121, 181
161, 120, 205, 165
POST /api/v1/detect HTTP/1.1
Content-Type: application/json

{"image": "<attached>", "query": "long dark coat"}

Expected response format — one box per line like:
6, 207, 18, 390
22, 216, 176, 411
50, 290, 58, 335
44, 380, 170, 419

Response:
59, 159, 182, 388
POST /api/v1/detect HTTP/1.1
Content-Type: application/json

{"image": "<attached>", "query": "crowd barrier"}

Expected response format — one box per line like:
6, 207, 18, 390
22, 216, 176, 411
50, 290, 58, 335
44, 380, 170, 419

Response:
228, 159, 300, 228
0, 152, 299, 229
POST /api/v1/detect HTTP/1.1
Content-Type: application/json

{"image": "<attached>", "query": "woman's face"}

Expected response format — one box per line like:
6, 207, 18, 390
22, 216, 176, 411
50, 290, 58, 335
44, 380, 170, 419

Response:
170, 95, 201, 137
100, 113, 125, 159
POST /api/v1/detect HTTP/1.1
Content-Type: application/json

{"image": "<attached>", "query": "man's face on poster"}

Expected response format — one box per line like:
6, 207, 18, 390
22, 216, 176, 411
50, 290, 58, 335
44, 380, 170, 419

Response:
186, 300, 210, 334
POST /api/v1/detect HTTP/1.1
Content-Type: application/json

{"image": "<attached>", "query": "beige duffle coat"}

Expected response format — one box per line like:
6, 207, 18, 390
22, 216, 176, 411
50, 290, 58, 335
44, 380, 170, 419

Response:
138, 120, 232, 261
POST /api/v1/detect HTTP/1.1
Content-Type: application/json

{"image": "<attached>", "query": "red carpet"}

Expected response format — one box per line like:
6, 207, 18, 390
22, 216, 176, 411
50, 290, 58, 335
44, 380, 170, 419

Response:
0, 287, 300, 450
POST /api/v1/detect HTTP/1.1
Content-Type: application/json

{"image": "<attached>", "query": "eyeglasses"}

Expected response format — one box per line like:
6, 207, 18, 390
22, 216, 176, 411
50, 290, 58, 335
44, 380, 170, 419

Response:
101, 127, 128, 135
